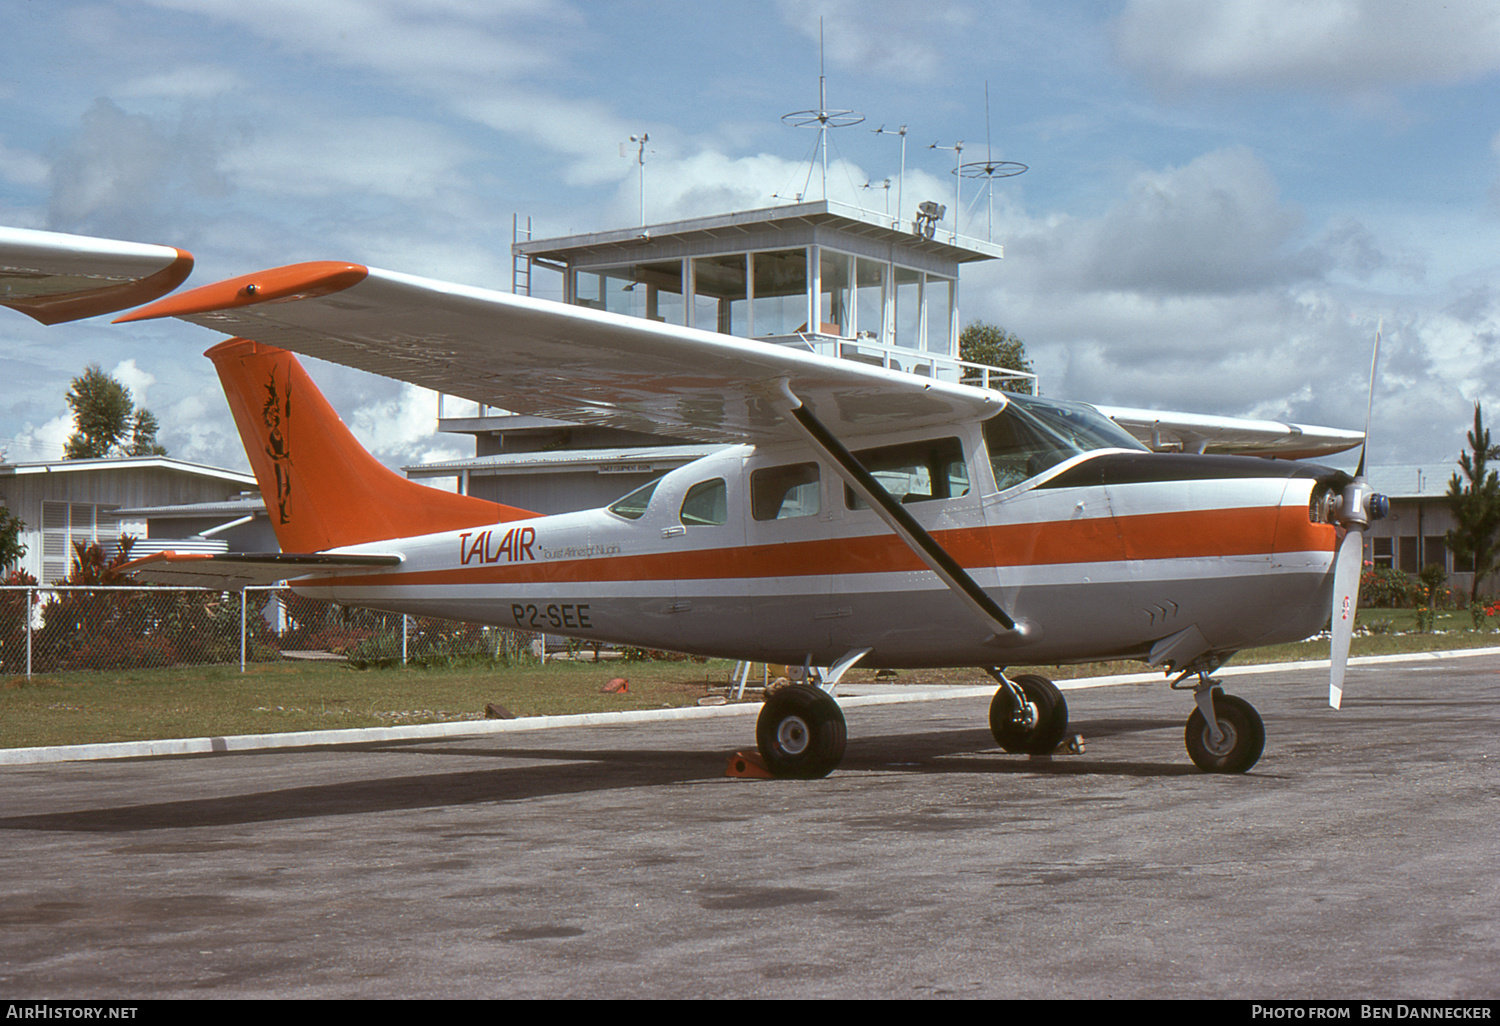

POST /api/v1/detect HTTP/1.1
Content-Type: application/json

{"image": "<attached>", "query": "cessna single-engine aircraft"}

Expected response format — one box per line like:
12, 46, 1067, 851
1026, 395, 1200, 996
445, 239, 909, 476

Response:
1, 226, 1388, 777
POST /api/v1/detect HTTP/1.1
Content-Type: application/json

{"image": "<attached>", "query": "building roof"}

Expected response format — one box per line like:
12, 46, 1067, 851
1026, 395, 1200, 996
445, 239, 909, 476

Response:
515, 198, 1005, 266
0, 455, 256, 487
113, 495, 266, 518
1367, 464, 1458, 499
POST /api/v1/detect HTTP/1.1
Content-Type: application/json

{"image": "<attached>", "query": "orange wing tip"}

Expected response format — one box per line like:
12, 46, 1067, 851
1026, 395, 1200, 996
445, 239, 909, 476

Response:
115, 260, 368, 323
3, 248, 194, 326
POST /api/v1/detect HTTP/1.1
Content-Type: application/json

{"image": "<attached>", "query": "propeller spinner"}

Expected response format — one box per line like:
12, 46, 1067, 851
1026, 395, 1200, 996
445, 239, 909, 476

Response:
1329, 325, 1391, 709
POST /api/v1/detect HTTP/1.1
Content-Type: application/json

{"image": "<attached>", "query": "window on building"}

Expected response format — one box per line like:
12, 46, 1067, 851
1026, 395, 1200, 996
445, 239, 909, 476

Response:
751, 463, 820, 521
1372, 536, 1394, 569
41, 501, 120, 583
1398, 536, 1418, 574
575, 262, 684, 324
925, 275, 953, 356
893, 265, 922, 349
691, 254, 747, 335
854, 258, 885, 342
750, 249, 810, 337
1423, 536, 1449, 572
819, 249, 852, 336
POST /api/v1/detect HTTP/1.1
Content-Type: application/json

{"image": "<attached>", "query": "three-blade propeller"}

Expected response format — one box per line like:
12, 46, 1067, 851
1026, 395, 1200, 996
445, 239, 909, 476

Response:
1329, 323, 1390, 709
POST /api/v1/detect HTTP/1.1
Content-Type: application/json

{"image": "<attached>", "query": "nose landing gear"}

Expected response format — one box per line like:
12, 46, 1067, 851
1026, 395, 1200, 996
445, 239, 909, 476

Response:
1178, 677, 1265, 774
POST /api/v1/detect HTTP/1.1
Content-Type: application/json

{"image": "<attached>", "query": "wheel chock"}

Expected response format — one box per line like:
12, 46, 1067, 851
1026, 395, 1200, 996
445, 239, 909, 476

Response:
726, 750, 773, 779
1066, 734, 1086, 755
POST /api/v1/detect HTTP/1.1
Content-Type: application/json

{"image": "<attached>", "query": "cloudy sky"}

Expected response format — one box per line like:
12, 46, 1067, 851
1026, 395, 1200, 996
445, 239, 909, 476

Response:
2, 0, 1499, 480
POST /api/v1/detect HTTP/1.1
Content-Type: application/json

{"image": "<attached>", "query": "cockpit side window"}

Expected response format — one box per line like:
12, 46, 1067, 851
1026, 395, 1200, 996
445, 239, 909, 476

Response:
751, 463, 820, 521
608, 478, 661, 520
984, 394, 1146, 490
845, 437, 969, 509
680, 478, 728, 526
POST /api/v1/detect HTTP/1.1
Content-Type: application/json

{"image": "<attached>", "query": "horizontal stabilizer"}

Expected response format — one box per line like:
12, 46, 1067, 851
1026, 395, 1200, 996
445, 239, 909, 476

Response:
122, 551, 401, 589
0, 226, 192, 324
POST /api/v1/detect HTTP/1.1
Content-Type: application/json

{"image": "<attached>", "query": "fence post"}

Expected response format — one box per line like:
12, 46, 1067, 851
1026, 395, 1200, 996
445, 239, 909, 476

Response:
240, 590, 247, 673
26, 585, 32, 680
402, 613, 409, 666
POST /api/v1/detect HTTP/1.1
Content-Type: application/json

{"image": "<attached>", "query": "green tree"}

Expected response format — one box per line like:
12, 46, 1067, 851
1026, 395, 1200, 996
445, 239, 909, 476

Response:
959, 321, 1034, 392
0, 507, 25, 571
1445, 403, 1500, 603
63, 365, 168, 459
126, 408, 166, 457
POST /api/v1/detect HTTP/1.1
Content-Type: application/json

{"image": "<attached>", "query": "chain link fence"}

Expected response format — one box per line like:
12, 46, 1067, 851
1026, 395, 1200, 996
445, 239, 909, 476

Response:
0, 585, 543, 678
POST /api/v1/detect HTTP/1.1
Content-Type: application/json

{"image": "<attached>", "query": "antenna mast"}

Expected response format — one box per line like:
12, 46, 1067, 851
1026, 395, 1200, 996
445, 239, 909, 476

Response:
781, 18, 863, 201
957, 83, 1026, 241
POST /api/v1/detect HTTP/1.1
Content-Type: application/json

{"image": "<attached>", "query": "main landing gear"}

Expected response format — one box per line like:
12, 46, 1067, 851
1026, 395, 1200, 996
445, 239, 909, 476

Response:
986, 669, 1070, 754
756, 683, 847, 779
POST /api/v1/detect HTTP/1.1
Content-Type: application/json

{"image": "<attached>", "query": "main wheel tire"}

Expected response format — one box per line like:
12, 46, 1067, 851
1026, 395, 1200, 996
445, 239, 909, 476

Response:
756, 684, 847, 779
989, 674, 1068, 755
1184, 691, 1265, 774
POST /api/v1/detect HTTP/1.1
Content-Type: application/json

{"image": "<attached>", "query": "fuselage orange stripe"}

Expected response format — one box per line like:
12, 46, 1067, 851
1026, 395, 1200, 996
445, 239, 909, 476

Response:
307, 504, 1333, 589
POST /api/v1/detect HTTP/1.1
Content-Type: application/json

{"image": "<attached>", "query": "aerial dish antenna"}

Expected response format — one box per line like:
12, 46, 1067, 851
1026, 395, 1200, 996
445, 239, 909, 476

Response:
781, 18, 864, 201
956, 83, 1026, 241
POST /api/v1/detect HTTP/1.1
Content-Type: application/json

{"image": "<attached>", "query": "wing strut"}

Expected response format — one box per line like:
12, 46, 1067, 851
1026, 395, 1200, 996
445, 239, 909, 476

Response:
771, 382, 1036, 646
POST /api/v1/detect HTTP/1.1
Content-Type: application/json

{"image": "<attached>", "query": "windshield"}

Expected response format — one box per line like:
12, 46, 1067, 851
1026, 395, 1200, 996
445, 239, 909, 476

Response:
984, 393, 1145, 490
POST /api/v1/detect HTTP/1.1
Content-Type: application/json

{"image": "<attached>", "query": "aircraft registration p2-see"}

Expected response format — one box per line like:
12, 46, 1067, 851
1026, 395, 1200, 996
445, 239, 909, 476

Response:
0, 226, 1389, 778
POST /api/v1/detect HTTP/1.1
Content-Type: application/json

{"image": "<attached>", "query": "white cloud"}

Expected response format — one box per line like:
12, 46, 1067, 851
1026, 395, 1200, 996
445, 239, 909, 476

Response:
1114, 0, 1500, 95
109, 359, 156, 409
775, 0, 975, 81
1003, 147, 1318, 296
46, 98, 232, 239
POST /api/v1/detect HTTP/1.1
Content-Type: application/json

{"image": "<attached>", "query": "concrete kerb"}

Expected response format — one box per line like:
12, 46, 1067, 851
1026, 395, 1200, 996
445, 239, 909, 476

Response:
4, 646, 1497, 766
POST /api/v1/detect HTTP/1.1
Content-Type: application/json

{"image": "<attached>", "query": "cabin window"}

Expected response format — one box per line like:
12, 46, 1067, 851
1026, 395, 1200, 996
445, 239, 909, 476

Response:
844, 438, 968, 510
983, 393, 1146, 490
751, 463, 820, 521
608, 479, 660, 520
680, 479, 728, 526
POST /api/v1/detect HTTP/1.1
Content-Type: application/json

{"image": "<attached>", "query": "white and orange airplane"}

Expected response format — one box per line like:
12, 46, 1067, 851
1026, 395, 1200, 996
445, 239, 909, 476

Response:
1, 226, 1387, 777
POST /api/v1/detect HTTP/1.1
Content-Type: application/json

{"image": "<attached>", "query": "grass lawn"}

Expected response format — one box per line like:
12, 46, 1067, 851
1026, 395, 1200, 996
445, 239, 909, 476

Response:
3, 608, 1497, 750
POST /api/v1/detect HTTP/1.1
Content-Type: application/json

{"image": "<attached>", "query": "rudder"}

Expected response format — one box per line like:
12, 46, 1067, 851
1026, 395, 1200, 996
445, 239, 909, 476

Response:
207, 338, 535, 552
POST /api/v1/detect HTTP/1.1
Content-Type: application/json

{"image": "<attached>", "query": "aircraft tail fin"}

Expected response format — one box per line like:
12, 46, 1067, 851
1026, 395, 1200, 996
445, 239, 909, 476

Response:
207, 338, 535, 553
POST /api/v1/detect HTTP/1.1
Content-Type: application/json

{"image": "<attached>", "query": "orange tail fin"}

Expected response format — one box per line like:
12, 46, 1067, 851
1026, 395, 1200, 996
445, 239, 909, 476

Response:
208, 338, 535, 552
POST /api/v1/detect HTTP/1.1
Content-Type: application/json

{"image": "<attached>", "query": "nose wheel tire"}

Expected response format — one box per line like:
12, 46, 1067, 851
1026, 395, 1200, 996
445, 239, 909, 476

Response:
757, 684, 847, 778
989, 673, 1068, 755
1185, 691, 1265, 774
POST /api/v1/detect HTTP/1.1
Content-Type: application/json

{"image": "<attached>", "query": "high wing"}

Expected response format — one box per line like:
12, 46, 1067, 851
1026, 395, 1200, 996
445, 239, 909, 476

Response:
118, 261, 1006, 443
0, 226, 193, 325
1095, 404, 1363, 460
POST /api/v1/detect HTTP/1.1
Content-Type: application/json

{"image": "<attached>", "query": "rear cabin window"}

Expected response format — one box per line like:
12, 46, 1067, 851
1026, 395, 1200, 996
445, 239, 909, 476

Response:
751, 463, 820, 521
845, 437, 969, 509
680, 478, 728, 526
